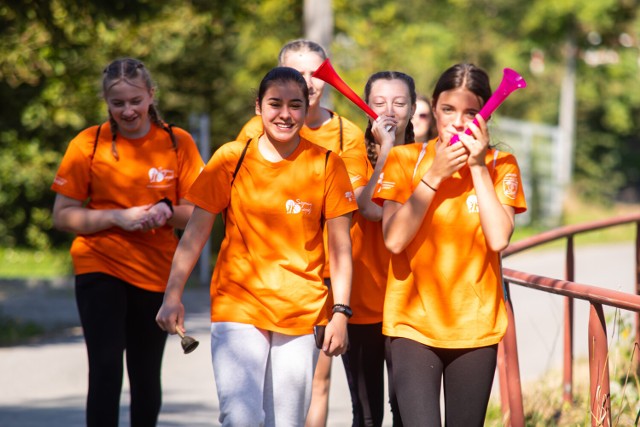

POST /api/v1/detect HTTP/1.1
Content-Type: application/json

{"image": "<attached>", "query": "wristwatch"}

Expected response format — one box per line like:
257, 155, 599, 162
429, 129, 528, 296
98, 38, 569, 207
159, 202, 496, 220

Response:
332, 303, 353, 318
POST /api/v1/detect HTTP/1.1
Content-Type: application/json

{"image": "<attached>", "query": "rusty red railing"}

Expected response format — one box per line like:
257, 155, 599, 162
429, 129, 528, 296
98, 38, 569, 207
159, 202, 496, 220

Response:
497, 212, 640, 427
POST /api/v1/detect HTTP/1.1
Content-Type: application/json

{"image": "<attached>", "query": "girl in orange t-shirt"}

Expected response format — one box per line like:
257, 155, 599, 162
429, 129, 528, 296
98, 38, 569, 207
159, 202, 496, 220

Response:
373, 63, 527, 426
51, 58, 204, 426
340, 71, 418, 427
236, 39, 366, 427
156, 67, 356, 427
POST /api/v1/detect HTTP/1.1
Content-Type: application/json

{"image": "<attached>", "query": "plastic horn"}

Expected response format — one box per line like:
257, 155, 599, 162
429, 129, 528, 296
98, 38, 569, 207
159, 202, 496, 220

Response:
449, 68, 527, 145
312, 59, 379, 121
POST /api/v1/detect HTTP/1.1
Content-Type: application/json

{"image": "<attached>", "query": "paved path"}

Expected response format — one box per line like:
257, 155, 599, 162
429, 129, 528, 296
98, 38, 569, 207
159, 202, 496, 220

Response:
0, 241, 636, 426
0, 279, 365, 426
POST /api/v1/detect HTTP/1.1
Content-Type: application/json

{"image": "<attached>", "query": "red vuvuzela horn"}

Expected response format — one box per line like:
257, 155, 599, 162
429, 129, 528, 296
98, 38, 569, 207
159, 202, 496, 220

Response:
448, 68, 527, 145
312, 59, 379, 121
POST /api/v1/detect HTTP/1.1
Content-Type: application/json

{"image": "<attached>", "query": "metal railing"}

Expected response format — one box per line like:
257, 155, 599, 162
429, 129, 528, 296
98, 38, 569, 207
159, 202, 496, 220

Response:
496, 212, 640, 427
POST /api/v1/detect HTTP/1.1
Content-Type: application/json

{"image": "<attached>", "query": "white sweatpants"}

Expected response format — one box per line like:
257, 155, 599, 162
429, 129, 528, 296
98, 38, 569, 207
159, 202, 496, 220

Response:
210, 322, 319, 427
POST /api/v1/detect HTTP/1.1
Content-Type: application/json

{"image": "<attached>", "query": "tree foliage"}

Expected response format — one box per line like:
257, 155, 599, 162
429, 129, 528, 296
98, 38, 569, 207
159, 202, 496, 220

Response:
1, 0, 640, 248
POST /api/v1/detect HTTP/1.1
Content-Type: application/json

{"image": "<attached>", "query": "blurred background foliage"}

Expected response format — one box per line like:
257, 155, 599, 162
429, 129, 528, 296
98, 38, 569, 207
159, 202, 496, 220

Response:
2, 0, 640, 251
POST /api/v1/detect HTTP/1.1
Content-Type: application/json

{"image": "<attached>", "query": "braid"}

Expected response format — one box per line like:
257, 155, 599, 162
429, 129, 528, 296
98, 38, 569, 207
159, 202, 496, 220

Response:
148, 104, 163, 128
364, 121, 379, 167
405, 120, 415, 144
148, 105, 176, 150
107, 113, 120, 160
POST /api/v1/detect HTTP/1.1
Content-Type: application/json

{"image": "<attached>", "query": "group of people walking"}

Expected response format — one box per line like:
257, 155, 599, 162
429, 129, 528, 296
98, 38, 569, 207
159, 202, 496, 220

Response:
51, 39, 526, 427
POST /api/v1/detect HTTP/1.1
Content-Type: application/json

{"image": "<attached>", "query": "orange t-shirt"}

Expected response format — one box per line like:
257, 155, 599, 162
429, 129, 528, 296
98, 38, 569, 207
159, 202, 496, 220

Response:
237, 109, 366, 279
341, 148, 390, 324
373, 141, 527, 348
51, 123, 205, 292
186, 138, 357, 335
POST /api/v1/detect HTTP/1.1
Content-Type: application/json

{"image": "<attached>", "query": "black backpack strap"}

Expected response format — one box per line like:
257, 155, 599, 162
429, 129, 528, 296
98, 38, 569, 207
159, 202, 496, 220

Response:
338, 114, 343, 153
231, 138, 251, 186
87, 124, 104, 196
321, 150, 332, 228
223, 138, 252, 225
91, 124, 102, 160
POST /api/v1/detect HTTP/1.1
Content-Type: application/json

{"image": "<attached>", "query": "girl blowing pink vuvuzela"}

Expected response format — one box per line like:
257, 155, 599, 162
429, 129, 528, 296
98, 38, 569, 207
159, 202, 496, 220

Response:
373, 63, 527, 426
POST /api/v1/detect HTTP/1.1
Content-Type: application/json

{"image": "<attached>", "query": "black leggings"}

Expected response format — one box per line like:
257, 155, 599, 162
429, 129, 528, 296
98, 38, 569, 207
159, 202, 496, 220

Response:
388, 337, 497, 427
342, 323, 403, 427
75, 273, 167, 427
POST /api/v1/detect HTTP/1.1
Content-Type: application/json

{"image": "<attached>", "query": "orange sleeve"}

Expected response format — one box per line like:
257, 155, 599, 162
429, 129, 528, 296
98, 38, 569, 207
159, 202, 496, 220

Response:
493, 151, 527, 213
51, 126, 100, 201
173, 127, 205, 200
323, 152, 358, 220
371, 146, 416, 206
186, 140, 246, 214
340, 147, 372, 191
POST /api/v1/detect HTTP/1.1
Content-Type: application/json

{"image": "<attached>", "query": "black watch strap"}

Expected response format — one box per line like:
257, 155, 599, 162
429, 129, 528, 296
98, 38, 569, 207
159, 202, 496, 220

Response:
332, 303, 353, 318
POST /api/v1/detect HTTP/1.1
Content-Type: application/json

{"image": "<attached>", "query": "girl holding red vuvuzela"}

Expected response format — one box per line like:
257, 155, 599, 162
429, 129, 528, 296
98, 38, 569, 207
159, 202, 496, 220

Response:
340, 70, 419, 427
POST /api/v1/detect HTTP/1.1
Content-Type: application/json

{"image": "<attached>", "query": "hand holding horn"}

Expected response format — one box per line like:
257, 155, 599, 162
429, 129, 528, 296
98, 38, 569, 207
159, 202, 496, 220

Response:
448, 68, 527, 145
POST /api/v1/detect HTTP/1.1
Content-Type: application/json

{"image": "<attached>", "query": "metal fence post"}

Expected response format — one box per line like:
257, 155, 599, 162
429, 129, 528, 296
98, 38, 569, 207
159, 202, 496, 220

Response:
500, 281, 525, 426
563, 236, 575, 403
588, 303, 611, 427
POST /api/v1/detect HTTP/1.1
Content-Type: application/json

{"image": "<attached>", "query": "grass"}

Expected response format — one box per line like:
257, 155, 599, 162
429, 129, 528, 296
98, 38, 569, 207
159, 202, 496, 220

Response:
0, 247, 72, 279
485, 314, 640, 426
0, 248, 71, 344
0, 311, 44, 346
485, 353, 640, 427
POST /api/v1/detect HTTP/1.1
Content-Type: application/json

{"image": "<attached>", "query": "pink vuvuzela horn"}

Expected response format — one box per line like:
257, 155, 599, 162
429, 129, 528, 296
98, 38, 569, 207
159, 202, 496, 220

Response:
449, 68, 527, 145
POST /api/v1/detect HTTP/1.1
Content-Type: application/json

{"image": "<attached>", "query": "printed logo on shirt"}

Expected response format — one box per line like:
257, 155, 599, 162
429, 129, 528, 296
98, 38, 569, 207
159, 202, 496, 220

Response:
376, 172, 395, 193
503, 173, 519, 200
466, 194, 479, 213
53, 176, 67, 186
286, 199, 313, 215
147, 167, 175, 188
345, 191, 355, 203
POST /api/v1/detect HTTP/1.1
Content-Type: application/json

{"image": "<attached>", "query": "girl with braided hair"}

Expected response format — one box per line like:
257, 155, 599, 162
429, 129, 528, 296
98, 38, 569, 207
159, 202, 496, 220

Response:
340, 70, 417, 426
51, 57, 204, 426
